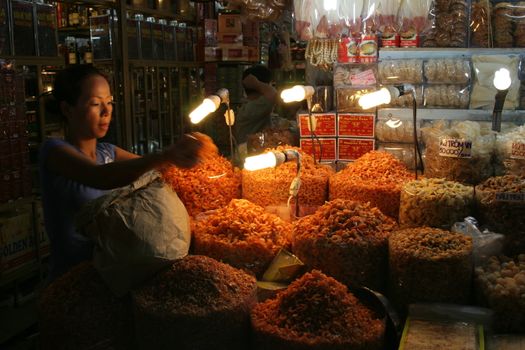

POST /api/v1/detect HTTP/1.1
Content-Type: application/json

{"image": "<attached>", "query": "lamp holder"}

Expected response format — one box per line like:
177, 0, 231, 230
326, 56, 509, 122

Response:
216, 88, 230, 105
492, 89, 509, 132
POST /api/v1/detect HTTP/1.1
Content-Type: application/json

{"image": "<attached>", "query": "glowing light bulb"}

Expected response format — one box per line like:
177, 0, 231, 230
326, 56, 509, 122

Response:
493, 68, 511, 91
189, 96, 220, 124
358, 87, 392, 109
280, 85, 314, 103
244, 152, 277, 171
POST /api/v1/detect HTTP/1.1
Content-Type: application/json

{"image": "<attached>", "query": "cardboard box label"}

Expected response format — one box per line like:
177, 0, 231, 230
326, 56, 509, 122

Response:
338, 138, 375, 161
338, 113, 375, 137
218, 14, 242, 33
298, 113, 337, 137
300, 138, 337, 161
217, 32, 243, 45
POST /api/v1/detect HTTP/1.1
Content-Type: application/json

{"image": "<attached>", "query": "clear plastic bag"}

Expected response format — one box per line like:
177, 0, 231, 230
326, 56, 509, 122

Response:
492, 2, 525, 48
423, 84, 470, 108
422, 0, 470, 47
336, 87, 377, 112
383, 84, 424, 107
399, 178, 474, 229
470, 0, 491, 48
377, 142, 417, 169
494, 125, 525, 176
398, 0, 433, 47
378, 59, 424, 84
333, 63, 378, 88
423, 58, 471, 84
422, 120, 494, 184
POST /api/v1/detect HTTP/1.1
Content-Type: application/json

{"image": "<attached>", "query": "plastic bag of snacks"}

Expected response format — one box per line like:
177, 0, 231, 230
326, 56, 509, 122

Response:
378, 59, 423, 84
469, 0, 491, 48
192, 199, 291, 278
336, 87, 377, 113
399, 178, 474, 229
242, 146, 333, 219
161, 134, 241, 217
423, 0, 469, 47
475, 175, 525, 255
389, 227, 473, 309
377, 143, 417, 170
423, 85, 470, 109
492, 2, 525, 48
494, 125, 525, 176
422, 120, 494, 185
292, 199, 397, 291
246, 128, 299, 156
329, 151, 415, 219
475, 255, 525, 333
383, 85, 424, 108
376, 117, 420, 143
423, 58, 471, 84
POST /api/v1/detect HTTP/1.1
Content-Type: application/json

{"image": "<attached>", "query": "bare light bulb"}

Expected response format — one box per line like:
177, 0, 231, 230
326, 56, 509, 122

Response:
280, 85, 314, 103
189, 96, 220, 124
244, 152, 277, 171
358, 87, 392, 109
493, 68, 511, 91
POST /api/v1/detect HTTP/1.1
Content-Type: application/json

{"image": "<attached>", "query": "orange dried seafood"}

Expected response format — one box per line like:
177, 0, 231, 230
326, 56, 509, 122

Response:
242, 146, 333, 213
251, 270, 385, 350
329, 150, 415, 219
161, 139, 241, 217
192, 199, 292, 277
292, 199, 397, 291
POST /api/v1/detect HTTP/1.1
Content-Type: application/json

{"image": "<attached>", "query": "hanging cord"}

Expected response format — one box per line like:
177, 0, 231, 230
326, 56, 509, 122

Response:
411, 91, 424, 178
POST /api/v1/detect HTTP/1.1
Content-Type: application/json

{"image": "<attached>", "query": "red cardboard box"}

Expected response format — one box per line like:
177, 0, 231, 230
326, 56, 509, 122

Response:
338, 138, 375, 161
204, 47, 222, 62
300, 138, 337, 161
298, 113, 337, 137
217, 32, 243, 45
221, 46, 249, 61
218, 14, 242, 33
337, 113, 375, 138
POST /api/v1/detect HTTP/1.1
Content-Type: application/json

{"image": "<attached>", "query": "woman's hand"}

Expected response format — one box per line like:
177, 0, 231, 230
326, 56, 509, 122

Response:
163, 133, 203, 169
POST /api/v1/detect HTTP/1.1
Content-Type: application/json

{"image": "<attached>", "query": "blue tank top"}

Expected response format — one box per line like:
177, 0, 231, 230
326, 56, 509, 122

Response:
39, 138, 116, 280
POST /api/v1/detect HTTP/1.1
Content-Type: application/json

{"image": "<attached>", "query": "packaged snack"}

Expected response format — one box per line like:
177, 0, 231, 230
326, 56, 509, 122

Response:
494, 125, 525, 176
422, 120, 494, 184
423, 84, 470, 108
423, 58, 471, 84
423, 0, 469, 47
378, 59, 424, 84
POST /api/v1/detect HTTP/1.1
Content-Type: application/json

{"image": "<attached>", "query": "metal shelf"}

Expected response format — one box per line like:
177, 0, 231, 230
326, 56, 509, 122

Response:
379, 47, 525, 60
125, 6, 195, 22
378, 108, 525, 122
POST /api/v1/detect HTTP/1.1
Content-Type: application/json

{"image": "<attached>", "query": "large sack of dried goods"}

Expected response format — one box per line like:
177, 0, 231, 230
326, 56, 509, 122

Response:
475, 254, 525, 333
242, 146, 333, 219
329, 151, 414, 220
77, 171, 191, 296
399, 178, 474, 228
132, 255, 257, 350
292, 199, 397, 291
475, 175, 525, 255
388, 227, 473, 309
251, 270, 385, 350
192, 199, 292, 277
38, 262, 132, 350
162, 133, 241, 217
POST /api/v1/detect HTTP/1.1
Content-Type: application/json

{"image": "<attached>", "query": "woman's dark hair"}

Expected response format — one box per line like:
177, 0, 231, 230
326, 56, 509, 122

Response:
45, 65, 108, 115
242, 65, 272, 95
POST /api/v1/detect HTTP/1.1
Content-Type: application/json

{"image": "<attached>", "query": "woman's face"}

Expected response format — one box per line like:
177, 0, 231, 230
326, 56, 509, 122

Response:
66, 75, 113, 140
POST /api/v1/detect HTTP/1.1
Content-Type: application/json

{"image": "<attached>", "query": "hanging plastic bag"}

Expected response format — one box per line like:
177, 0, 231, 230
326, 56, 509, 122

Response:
76, 171, 191, 296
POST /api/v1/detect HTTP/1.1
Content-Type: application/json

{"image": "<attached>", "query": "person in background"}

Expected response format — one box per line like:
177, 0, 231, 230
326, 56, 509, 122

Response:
234, 65, 277, 162
39, 65, 202, 281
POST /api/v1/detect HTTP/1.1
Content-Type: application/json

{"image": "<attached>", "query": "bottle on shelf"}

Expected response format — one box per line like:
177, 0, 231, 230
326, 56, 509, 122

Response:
65, 37, 77, 65
68, 5, 80, 27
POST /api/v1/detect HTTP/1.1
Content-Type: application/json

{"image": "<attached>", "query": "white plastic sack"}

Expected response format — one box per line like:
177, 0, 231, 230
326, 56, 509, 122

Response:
76, 171, 191, 296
